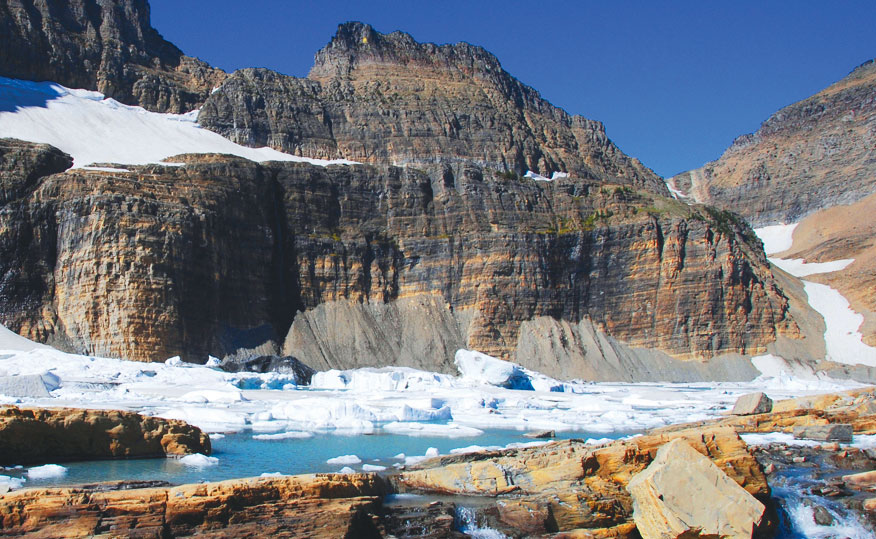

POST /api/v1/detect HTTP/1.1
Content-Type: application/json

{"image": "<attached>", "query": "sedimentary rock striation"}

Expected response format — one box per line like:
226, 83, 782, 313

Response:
0, 0, 225, 113
0, 405, 210, 465
671, 59, 876, 226
199, 22, 668, 195
0, 474, 388, 537
0, 141, 796, 375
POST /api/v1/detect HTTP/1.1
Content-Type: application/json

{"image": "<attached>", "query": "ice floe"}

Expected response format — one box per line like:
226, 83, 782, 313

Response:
326, 455, 362, 466
178, 454, 219, 467
26, 464, 67, 480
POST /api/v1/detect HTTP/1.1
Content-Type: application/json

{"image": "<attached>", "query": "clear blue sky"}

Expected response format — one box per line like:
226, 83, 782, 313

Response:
150, 1, 876, 178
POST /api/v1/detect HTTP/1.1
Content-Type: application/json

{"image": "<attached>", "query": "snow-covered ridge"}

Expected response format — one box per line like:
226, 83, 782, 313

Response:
0, 76, 358, 168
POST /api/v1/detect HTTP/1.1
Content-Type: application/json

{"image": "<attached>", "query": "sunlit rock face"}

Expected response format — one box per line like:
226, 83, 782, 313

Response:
199, 22, 668, 196
0, 0, 226, 113
0, 143, 794, 372
671, 59, 876, 227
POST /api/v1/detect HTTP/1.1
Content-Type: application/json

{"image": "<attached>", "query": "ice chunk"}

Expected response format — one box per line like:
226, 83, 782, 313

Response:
159, 407, 248, 433
260, 472, 284, 477
26, 464, 67, 479
326, 455, 362, 465
362, 464, 386, 472
0, 373, 57, 398
252, 431, 313, 440
0, 475, 25, 491
178, 454, 219, 467
164, 356, 183, 366
383, 421, 484, 437
454, 349, 532, 389
337, 467, 356, 474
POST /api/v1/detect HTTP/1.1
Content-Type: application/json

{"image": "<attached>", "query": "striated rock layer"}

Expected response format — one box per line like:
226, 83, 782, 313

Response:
0, 140, 796, 374
671, 59, 876, 227
0, 405, 210, 465
0, 0, 226, 113
0, 474, 388, 538
199, 22, 668, 195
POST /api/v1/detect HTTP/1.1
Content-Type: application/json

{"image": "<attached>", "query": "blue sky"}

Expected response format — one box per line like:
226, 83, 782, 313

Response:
150, 1, 876, 178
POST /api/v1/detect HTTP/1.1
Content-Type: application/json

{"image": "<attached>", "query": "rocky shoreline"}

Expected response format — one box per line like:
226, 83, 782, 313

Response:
0, 388, 873, 537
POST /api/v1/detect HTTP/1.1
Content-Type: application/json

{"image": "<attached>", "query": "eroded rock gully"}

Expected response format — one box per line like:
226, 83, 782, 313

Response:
0, 141, 796, 376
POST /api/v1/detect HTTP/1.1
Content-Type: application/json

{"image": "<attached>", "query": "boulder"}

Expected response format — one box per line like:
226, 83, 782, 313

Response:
523, 430, 556, 439
793, 424, 853, 443
732, 392, 773, 415
0, 405, 210, 465
627, 439, 766, 539
842, 470, 876, 489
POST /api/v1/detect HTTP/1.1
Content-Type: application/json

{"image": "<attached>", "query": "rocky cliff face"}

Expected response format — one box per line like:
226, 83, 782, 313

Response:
671, 59, 876, 226
198, 22, 668, 195
0, 140, 796, 374
0, 0, 225, 113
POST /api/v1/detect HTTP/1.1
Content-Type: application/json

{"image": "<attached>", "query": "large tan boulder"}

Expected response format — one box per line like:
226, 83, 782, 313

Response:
627, 439, 766, 539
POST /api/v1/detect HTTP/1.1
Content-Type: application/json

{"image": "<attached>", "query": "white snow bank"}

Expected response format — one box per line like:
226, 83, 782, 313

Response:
178, 454, 219, 467
0, 324, 50, 353
754, 223, 798, 255
326, 455, 361, 466
0, 76, 358, 168
26, 464, 67, 479
769, 257, 854, 277
805, 282, 876, 367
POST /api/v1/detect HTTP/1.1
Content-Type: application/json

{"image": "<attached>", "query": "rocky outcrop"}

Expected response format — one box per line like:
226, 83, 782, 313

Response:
671, 59, 876, 226
0, 473, 388, 537
627, 439, 766, 539
0, 141, 797, 372
396, 425, 771, 536
199, 23, 668, 195
0, 405, 210, 465
0, 0, 225, 113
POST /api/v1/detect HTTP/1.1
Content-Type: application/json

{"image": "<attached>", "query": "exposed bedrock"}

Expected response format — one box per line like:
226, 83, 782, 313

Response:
0, 141, 799, 376
0, 405, 210, 465
199, 22, 668, 195
0, 0, 226, 113
671, 59, 876, 226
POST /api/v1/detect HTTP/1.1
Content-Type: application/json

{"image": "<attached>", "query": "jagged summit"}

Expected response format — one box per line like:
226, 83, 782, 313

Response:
201, 21, 667, 194
309, 21, 505, 81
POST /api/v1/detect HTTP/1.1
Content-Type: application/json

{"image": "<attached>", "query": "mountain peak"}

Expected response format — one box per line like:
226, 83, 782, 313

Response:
308, 21, 503, 81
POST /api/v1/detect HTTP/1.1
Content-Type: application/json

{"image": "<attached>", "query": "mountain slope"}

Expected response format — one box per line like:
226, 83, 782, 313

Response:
199, 22, 668, 195
671, 59, 876, 226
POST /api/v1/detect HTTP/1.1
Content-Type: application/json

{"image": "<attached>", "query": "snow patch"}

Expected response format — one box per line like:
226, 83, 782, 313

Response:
0, 76, 358, 168
754, 223, 798, 255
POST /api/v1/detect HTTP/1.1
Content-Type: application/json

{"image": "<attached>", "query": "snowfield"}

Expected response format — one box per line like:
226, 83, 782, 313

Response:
754, 223, 876, 367
0, 76, 357, 168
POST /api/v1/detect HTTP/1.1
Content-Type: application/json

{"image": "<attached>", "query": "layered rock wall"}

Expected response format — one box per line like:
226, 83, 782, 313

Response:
0, 140, 796, 374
